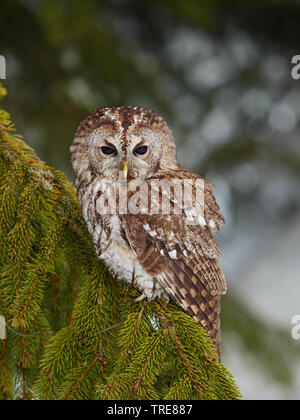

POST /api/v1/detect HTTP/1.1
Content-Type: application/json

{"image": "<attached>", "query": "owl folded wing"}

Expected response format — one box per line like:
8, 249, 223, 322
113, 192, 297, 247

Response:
121, 210, 226, 301
121, 176, 226, 297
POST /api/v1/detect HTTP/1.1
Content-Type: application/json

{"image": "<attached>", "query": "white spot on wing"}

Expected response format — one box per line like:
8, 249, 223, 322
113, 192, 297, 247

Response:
199, 216, 207, 227
168, 249, 177, 259
209, 219, 216, 229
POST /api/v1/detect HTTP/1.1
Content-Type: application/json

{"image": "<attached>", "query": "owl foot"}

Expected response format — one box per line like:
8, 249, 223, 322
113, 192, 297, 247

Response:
132, 294, 146, 304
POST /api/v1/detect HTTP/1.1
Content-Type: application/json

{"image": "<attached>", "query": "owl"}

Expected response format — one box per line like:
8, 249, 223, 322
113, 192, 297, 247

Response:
70, 106, 226, 359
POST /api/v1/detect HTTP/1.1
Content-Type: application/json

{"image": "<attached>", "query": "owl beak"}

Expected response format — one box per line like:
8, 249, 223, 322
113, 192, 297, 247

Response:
122, 160, 128, 179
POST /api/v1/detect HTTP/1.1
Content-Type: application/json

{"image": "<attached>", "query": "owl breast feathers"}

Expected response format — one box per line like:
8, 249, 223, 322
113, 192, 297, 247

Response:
70, 106, 226, 359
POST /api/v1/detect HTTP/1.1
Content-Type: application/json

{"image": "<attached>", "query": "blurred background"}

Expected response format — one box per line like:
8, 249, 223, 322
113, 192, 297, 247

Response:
1, 0, 300, 400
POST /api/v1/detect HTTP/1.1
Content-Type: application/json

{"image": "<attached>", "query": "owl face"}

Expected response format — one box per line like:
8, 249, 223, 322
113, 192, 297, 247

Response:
71, 106, 178, 182
88, 126, 164, 180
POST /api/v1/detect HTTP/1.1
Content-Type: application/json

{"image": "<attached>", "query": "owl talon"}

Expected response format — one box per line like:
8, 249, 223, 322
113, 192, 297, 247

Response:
132, 294, 146, 304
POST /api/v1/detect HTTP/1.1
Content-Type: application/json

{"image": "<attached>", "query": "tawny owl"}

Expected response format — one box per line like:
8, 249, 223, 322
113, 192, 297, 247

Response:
70, 106, 226, 358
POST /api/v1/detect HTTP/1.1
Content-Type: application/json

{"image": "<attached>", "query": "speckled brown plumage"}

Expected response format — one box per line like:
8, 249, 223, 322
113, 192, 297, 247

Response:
70, 106, 226, 360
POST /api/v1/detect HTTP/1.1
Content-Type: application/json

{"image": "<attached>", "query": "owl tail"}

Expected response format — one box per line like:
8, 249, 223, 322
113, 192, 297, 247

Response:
155, 270, 223, 361
190, 294, 222, 362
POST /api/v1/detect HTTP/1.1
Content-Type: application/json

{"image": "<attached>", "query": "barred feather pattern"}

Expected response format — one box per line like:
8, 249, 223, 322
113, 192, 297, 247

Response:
71, 106, 226, 359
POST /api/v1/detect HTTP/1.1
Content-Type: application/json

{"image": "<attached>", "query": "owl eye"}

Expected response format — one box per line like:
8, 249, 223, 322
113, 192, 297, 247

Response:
101, 146, 117, 156
134, 145, 148, 156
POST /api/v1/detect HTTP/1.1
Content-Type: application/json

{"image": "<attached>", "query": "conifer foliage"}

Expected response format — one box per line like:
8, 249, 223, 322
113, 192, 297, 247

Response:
0, 85, 242, 400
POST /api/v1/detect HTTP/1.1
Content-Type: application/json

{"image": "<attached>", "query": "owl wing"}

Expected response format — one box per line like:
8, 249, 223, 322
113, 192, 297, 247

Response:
121, 173, 226, 357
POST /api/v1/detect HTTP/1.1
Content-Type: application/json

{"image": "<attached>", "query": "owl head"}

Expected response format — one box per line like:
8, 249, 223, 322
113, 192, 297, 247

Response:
70, 106, 178, 182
